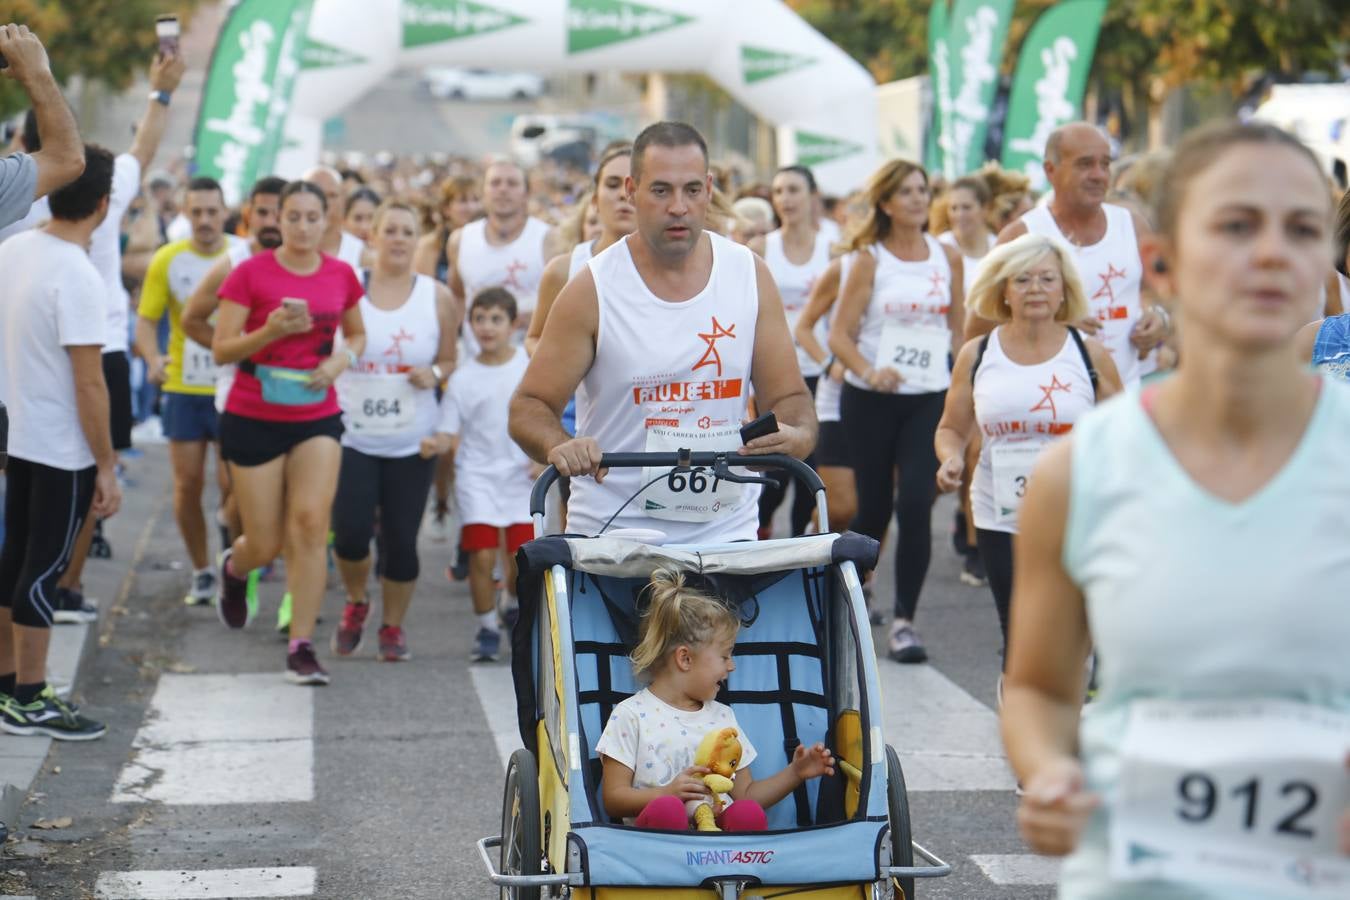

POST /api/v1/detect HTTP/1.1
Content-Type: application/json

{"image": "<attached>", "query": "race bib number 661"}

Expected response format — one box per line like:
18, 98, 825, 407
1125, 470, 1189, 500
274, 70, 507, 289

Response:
1110, 699, 1350, 897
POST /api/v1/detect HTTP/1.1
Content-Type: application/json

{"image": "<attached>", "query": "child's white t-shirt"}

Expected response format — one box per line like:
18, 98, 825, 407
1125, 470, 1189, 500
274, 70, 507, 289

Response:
596, 688, 759, 823
439, 347, 534, 527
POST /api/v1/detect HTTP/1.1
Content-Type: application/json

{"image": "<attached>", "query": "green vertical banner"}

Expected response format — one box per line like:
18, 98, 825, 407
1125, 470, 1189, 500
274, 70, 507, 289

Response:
942, 0, 1014, 178
1001, 0, 1108, 191
192, 0, 315, 206
925, 0, 950, 173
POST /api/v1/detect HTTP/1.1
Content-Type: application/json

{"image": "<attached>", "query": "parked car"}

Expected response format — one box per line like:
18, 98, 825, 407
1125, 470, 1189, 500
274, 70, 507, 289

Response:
510, 114, 600, 168
422, 67, 545, 102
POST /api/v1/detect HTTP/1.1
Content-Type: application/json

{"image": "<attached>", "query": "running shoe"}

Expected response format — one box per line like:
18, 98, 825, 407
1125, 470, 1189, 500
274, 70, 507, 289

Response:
276, 591, 293, 635
245, 569, 260, 625
52, 587, 98, 625
447, 546, 469, 582
471, 627, 501, 663
217, 549, 252, 629
331, 601, 369, 656
424, 504, 451, 543
184, 570, 217, 607
887, 622, 928, 664
285, 642, 330, 686
377, 625, 411, 662
959, 552, 988, 588
0, 686, 105, 741
498, 594, 520, 632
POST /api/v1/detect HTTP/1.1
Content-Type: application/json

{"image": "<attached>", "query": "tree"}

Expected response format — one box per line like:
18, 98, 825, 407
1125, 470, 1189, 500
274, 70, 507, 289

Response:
785, 0, 932, 83
0, 0, 203, 118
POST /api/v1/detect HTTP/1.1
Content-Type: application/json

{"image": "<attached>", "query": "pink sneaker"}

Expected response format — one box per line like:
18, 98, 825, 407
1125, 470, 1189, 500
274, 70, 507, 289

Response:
331, 602, 369, 656
377, 625, 410, 662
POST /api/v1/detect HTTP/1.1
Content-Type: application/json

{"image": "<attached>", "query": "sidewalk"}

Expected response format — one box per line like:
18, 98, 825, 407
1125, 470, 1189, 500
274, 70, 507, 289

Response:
0, 446, 172, 826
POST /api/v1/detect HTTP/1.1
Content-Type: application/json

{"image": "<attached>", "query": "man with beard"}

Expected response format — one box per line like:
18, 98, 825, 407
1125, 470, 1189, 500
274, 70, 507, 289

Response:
135, 177, 247, 607
179, 176, 286, 616
510, 122, 816, 543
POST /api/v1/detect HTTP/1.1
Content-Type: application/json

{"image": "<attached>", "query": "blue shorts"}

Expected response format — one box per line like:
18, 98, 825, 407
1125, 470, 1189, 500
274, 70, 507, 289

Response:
162, 393, 219, 443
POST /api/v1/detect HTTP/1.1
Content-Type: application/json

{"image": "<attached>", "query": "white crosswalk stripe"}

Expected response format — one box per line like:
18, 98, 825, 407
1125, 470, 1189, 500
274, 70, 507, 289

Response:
94, 866, 317, 898
971, 854, 1064, 886
111, 673, 314, 805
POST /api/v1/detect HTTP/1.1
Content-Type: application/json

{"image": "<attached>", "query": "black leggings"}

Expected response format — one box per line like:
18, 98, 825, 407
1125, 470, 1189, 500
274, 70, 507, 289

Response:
757, 376, 819, 536
0, 458, 95, 627
332, 448, 436, 583
975, 528, 1014, 663
841, 384, 945, 620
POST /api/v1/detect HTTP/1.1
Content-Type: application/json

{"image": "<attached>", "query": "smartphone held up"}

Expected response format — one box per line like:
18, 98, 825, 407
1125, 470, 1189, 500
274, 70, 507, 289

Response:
155, 14, 180, 57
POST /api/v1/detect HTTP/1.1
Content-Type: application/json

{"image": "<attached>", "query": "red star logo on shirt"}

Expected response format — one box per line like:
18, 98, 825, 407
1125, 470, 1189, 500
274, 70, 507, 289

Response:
1030, 374, 1072, 419
384, 328, 414, 365
926, 270, 947, 298
692, 317, 737, 377
1092, 263, 1126, 304
504, 259, 528, 290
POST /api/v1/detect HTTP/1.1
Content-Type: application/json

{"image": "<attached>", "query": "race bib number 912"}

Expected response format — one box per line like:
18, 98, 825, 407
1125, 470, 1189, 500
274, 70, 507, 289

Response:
1110, 698, 1350, 897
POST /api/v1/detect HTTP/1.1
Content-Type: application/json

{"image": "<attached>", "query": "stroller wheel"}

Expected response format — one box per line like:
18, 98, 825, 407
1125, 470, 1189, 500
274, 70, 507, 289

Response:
885, 744, 916, 900
500, 748, 541, 900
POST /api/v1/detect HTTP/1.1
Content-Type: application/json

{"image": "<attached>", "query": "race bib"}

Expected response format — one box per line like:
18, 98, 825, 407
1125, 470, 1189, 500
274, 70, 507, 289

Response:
1110, 698, 1350, 897
181, 338, 218, 388
874, 322, 949, 392
344, 374, 416, 435
990, 442, 1044, 529
640, 424, 744, 523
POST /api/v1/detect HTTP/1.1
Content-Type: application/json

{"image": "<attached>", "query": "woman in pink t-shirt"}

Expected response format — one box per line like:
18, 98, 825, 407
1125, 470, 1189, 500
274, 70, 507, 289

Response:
213, 180, 367, 686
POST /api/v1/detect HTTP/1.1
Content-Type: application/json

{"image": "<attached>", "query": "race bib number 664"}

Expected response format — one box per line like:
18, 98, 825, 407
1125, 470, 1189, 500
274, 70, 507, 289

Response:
1110, 699, 1350, 897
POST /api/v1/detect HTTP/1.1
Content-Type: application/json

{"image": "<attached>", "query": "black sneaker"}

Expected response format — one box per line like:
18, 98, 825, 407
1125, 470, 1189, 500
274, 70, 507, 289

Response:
471, 627, 501, 663
959, 551, 988, 588
217, 549, 252, 629
285, 642, 330, 686
52, 587, 98, 625
0, 687, 106, 741
887, 622, 928, 664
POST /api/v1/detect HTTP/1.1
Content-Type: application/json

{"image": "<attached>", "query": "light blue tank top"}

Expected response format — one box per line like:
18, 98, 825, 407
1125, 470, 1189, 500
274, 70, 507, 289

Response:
1059, 382, 1350, 899
1311, 314, 1350, 381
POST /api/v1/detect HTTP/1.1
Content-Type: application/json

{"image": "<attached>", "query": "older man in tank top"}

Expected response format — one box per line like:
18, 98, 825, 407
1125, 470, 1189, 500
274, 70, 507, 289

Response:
510, 122, 816, 545
970, 123, 1168, 388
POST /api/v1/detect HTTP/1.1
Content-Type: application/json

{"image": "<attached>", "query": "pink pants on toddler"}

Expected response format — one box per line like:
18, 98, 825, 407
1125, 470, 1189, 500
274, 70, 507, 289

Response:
634, 795, 768, 831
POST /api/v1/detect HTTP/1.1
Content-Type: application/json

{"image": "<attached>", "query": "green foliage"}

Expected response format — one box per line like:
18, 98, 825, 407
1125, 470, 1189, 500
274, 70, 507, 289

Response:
0, 0, 202, 118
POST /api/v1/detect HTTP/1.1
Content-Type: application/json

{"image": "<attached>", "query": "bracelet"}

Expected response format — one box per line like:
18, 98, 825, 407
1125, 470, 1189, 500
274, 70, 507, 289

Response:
1153, 305, 1172, 333
431, 363, 445, 382
342, 347, 358, 368
149, 90, 171, 106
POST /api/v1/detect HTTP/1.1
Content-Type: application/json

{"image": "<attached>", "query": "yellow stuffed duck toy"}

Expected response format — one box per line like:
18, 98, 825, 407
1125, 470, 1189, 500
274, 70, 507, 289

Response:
688, 726, 742, 831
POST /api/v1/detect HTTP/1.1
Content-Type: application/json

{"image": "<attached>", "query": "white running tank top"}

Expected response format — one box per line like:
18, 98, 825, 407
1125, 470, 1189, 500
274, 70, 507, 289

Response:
337, 231, 366, 272
937, 230, 995, 296
568, 240, 595, 279
844, 233, 953, 395
971, 328, 1094, 533
214, 241, 256, 413
457, 217, 550, 315
1021, 203, 1145, 387
815, 252, 853, 423
764, 229, 832, 377
567, 232, 760, 544
338, 273, 441, 458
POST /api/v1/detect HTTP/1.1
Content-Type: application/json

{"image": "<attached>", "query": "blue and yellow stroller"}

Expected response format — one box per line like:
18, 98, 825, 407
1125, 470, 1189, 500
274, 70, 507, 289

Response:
477, 452, 950, 899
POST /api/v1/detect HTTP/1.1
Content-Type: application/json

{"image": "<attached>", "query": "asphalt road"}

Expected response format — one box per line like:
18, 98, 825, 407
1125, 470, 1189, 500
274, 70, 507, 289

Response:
2, 444, 1056, 900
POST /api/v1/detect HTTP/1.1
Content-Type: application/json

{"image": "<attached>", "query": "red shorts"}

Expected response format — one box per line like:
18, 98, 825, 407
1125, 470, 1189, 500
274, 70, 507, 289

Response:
460, 523, 533, 553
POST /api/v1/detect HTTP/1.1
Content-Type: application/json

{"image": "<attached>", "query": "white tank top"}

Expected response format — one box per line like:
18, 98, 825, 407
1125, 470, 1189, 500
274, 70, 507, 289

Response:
1022, 203, 1144, 387
815, 252, 853, 423
764, 229, 832, 377
337, 231, 366, 271
844, 233, 954, 394
971, 328, 1094, 533
568, 240, 595, 279
937, 229, 995, 296
567, 232, 760, 544
338, 273, 441, 458
457, 217, 550, 315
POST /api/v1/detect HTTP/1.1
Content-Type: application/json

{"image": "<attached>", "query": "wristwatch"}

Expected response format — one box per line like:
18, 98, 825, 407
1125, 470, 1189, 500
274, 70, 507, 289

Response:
431, 363, 445, 382
149, 90, 172, 106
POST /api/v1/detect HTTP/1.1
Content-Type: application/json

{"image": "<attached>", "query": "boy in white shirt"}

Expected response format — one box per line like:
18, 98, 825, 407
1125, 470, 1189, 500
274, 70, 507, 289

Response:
426, 288, 535, 663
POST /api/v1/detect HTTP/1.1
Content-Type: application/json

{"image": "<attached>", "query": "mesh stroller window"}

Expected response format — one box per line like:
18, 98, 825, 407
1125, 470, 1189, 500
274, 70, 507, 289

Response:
567, 564, 846, 830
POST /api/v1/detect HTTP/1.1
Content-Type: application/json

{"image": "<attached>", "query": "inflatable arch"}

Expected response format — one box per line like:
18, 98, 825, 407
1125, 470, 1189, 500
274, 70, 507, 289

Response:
194, 0, 879, 204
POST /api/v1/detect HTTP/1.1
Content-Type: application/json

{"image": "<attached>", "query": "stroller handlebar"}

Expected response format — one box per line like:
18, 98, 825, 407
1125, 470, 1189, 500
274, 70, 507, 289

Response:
529, 451, 825, 520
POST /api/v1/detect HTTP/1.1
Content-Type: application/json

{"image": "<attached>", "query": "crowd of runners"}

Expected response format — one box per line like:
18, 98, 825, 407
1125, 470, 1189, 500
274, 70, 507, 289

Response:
0, 22, 1347, 896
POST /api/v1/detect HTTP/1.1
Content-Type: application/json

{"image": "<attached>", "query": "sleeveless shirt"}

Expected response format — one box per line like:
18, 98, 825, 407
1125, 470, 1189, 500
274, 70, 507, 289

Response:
763, 229, 832, 377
